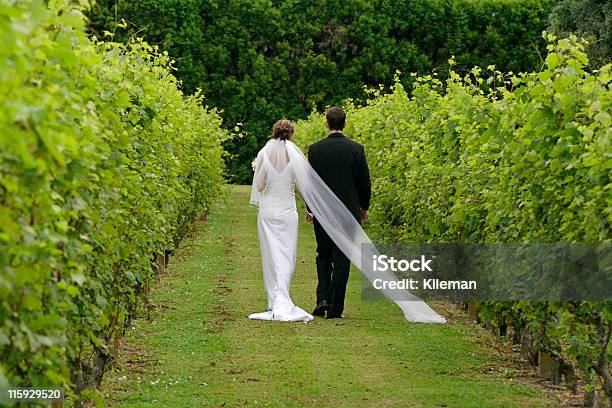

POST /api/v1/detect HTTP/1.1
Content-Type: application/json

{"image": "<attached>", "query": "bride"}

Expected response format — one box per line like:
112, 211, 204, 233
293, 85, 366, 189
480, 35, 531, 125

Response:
248, 120, 313, 322
249, 119, 445, 324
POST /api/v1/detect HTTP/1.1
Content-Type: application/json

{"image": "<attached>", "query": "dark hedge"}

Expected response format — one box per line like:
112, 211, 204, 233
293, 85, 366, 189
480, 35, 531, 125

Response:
88, 0, 555, 182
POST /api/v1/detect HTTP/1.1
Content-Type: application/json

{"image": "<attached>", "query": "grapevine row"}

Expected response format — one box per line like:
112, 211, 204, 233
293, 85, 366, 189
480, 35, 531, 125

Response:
0, 1, 227, 404
296, 34, 611, 404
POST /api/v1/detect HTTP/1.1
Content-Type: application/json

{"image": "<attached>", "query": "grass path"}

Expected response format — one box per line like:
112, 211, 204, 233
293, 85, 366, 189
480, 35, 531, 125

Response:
102, 185, 552, 407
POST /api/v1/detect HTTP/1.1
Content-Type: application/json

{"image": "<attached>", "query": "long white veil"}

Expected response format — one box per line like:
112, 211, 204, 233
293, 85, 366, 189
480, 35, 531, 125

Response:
251, 139, 446, 324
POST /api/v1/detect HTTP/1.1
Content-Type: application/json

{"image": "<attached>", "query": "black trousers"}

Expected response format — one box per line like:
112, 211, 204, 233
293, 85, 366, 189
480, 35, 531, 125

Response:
313, 218, 351, 315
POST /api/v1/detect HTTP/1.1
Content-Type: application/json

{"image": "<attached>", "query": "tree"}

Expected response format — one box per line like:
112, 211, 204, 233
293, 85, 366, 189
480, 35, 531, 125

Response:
548, 0, 612, 68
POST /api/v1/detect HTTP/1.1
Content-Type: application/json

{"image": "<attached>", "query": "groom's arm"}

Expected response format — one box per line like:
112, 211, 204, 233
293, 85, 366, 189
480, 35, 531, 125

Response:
357, 145, 371, 211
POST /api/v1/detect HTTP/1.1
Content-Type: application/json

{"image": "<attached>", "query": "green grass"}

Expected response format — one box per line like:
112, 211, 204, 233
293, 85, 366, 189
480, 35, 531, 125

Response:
102, 185, 550, 407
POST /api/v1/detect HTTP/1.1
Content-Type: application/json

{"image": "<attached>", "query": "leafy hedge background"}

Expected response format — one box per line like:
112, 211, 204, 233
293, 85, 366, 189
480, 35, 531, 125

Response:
0, 0, 226, 403
295, 35, 611, 403
87, 0, 558, 183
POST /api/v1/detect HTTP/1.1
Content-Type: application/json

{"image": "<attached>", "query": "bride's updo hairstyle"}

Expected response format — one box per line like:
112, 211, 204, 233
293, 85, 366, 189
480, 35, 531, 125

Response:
272, 119, 294, 141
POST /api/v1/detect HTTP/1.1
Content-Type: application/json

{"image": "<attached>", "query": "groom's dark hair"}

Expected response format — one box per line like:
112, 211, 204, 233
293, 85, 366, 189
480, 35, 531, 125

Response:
325, 107, 346, 131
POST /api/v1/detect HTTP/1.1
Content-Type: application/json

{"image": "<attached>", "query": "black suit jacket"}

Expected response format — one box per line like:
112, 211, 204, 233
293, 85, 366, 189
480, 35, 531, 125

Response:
307, 132, 371, 219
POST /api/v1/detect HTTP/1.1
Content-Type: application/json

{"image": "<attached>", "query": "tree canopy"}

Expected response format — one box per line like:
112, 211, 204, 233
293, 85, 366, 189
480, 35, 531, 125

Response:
548, 0, 612, 68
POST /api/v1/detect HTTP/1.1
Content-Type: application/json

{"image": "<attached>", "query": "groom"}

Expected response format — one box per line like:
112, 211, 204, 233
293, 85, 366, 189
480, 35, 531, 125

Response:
306, 107, 371, 319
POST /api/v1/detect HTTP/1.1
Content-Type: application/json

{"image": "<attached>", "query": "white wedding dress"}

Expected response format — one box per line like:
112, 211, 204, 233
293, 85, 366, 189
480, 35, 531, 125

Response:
248, 141, 313, 322
250, 139, 445, 324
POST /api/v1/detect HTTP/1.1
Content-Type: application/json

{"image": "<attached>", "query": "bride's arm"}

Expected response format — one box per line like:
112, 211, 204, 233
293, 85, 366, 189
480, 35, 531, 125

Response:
254, 153, 267, 192
249, 151, 267, 205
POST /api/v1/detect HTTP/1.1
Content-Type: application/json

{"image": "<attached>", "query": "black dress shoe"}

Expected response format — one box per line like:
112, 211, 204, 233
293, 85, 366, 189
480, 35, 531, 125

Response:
326, 305, 343, 319
312, 300, 329, 317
